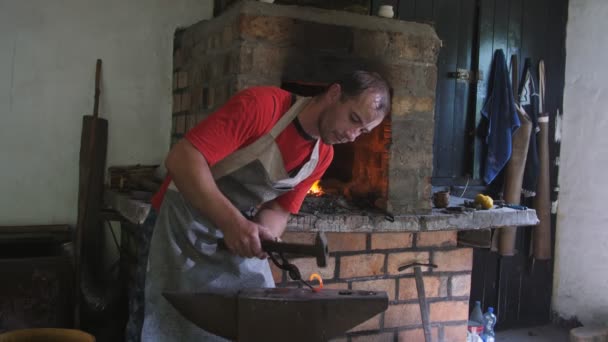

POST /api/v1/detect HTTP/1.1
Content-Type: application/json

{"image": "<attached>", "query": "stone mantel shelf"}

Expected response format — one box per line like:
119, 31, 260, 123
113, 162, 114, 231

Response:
286, 206, 539, 233
104, 189, 539, 232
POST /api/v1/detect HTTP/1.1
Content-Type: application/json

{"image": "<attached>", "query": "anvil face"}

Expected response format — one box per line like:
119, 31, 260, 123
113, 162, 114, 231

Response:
164, 288, 388, 342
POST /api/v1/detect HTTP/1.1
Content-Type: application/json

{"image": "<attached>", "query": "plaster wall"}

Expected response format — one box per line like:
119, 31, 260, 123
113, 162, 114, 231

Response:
554, 0, 608, 326
0, 0, 212, 225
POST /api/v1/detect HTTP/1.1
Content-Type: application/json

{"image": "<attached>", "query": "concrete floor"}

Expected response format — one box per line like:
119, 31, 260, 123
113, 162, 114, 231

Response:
499, 324, 570, 342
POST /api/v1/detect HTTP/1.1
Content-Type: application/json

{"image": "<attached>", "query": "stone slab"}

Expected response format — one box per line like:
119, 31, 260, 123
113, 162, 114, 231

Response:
287, 207, 539, 233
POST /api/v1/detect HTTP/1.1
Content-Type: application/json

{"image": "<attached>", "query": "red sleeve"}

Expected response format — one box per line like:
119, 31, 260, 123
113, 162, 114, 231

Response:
185, 88, 277, 166
275, 145, 334, 214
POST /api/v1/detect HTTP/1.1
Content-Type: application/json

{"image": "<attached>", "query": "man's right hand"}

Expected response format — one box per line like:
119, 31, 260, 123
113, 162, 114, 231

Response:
222, 219, 270, 259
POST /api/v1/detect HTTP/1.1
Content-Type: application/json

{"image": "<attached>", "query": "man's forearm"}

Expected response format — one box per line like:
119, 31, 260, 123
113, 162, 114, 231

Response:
254, 201, 291, 238
166, 139, 246, 230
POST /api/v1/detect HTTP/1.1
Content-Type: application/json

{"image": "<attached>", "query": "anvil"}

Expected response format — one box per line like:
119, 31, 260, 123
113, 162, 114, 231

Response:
164, 288, 388, 342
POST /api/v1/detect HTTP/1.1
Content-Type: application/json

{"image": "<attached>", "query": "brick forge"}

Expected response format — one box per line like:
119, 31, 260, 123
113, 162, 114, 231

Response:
273, 231, 472, 342
171, 1, 472, 341
172, 0, 441, 215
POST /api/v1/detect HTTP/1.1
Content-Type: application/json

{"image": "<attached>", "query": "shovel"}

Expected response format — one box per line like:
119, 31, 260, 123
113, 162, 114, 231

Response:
74, 59, 108, 326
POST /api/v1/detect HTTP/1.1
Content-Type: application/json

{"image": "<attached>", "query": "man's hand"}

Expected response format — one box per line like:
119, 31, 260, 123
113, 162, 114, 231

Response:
222, 219, 275, 259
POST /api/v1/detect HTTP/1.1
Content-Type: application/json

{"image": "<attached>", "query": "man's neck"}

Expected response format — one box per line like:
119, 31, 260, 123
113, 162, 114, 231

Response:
296, 97, 322, 139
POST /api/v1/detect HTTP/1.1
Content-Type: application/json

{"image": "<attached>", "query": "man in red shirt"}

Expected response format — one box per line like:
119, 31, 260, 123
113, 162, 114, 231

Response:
141, 70, 391, 341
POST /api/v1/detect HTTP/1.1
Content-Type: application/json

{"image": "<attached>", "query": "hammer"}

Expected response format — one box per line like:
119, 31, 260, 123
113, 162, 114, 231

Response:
399, 261, 438, 342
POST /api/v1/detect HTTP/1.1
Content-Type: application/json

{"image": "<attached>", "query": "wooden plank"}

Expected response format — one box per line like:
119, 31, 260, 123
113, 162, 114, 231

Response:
414, 0, 435, 23
0, 225, 71, 242
397, 0, 416, 21
473, 0, 496, 179
496, 251, 525, 329
453, 0, 476, 178
470, 248, 500, 318
507, 0, 523, 72
432, 0, 461, 179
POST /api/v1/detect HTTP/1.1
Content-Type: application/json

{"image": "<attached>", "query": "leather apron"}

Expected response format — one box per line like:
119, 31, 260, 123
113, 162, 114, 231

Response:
141, 97, 319, 341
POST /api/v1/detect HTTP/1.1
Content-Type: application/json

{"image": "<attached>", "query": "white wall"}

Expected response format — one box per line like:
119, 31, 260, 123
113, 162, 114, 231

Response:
0, 0, 212, 225
553, 0, 608, 327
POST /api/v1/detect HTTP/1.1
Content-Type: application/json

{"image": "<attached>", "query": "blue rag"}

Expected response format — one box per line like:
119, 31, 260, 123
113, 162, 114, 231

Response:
481, 49, 521, 184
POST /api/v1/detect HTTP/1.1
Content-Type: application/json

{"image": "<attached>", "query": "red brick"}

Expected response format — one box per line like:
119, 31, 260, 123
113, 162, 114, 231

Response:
173, 72, 179, 90
173, 49, 183, 69
352, 279, 396, 300
323, 282, 349, 290
433, 249, 473, 272
430, 301, 469, 323
174, 115, 186, 135
339, 254, 385, 279
239, 15, 295, 44
251, 45, 289, 78
177, 71, 189, 89
351, 332, 394, 342
416, 231, 457, 247
180, 92, 191, 112
443, 324, 468, 342
281, 232, 315, 244
290, 256, 336, 280
191, 86, 202, 108
326, 233, 367, 252
371, 232, 413, 250
221, 24, 234, 49
352, 29, 389, 59
386, 251, 430, 275
384, 303, 421, 328
186, 114, 198, 131
398, 327, 439, 342
450, 274, 472, 297
398, 276, 446, 300
347, 313, 381, 332
172, 93, 180, 113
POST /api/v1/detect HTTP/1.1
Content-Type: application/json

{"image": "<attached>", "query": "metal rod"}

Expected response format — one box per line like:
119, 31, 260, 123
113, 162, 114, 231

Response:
414, 266, 433, 342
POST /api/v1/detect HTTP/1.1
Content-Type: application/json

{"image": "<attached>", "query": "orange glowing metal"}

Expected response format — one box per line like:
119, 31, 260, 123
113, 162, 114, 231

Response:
307, 180, 324, 196
308, 273, 324, 292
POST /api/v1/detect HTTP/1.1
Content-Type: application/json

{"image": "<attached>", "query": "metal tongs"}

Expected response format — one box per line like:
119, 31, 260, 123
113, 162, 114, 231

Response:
218, 232, 329, 290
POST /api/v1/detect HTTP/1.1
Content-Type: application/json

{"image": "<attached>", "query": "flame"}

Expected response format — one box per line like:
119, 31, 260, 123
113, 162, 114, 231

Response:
308, 180, 324, 196
308, 273, 324, 292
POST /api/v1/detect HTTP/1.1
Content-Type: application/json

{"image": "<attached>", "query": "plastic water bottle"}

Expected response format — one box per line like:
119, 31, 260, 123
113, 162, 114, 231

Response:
482, 307, 497, 342
469, 301, 484, 325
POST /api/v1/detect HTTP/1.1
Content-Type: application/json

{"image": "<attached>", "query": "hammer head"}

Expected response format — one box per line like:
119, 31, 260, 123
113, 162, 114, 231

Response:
314, 232, 329, 267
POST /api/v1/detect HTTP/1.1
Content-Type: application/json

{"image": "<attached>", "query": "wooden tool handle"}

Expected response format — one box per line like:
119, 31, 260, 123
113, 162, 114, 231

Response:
93, 59, 101, 118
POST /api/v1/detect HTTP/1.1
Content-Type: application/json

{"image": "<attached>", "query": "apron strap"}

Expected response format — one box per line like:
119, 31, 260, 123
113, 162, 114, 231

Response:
269, 96, 311, 139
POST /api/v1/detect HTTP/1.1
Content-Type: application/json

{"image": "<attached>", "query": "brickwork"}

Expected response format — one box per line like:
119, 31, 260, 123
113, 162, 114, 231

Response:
171, 0, 441, 213
274, 231, 473, 341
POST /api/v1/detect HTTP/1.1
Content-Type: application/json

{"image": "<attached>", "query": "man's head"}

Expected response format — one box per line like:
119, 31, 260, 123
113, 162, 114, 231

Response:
318, 70, 392, 145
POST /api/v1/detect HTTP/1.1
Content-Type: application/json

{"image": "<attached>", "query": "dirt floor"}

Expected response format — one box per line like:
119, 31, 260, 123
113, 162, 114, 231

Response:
499, 324, 570, 342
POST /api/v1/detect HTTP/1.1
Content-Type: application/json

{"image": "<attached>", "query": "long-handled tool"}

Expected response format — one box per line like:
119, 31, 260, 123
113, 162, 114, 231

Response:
218, 232, 329, 289
399, 261, 439, 342
74, 59, 109, 327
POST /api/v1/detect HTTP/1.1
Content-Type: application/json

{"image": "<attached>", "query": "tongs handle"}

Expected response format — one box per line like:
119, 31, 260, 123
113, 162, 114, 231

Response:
217, 232, 328, 267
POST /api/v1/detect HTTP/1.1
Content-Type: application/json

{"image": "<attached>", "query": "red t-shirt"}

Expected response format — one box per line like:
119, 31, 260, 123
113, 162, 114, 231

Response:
151, 86, 333, 214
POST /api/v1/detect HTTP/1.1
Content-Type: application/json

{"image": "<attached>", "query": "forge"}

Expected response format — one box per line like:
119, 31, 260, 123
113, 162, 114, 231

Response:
171, 0, 441, 215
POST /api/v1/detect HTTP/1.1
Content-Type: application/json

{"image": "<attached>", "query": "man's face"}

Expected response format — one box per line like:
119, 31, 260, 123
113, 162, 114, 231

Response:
318, 87, 387, 145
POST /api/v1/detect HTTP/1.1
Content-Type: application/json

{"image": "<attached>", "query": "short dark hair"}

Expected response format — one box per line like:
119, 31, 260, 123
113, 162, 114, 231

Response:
334, 70, 392, 116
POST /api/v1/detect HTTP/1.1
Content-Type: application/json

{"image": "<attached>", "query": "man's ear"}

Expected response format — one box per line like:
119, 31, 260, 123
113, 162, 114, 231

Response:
326, 83, 342, 103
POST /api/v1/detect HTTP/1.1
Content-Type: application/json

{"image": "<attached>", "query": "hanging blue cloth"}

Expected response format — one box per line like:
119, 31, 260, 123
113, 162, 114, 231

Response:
481, 49, 521, 184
